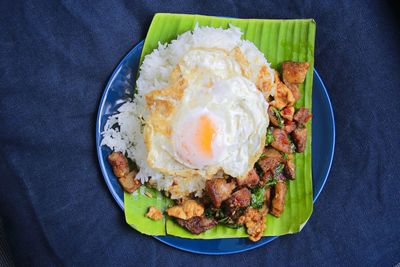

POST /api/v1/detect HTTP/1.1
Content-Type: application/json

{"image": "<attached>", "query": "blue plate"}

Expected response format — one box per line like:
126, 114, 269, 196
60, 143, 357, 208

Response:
96, 40, 335, 255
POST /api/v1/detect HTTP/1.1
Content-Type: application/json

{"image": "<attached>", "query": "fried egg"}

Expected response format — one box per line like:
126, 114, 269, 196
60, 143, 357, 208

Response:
171, 77, 269, 178
144, 47, 269, 181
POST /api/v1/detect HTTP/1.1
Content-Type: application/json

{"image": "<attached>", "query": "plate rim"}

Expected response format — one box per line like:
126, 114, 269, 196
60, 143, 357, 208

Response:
96, 40, 336, 255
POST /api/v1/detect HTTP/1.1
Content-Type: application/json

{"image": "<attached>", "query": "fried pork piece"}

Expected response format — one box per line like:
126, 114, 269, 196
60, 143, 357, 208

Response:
272, 80, 296, 110
284, 120, 297, 133
238, 207, 267, 242
271, 128, 293, 154
282, 61, 310, 84
284, 159, 296, 180
118, 171, 141, 193
258, 157, 280, 174
176, 216, 218, 234
270, 181, 287, 217
258, 147, 284, 177
293, 107, 312, 125
292, 127, 307, 153
281, 106, 295, 121
166, 199, 204, 220
205, 178, 236, 208
237, 169, 259, 188
286, 83, 301, 101
108, 152, 129, 178
263, 147, 284, 160
223, 188, 251, 216
146, 206, 163, 221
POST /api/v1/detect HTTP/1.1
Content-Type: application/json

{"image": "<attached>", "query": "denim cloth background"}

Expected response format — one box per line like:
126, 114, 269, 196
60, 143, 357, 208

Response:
0, 0, 399, 266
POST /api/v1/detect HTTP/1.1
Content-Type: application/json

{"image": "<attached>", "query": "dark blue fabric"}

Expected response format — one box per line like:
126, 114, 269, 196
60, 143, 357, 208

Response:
1, 0, 399, 266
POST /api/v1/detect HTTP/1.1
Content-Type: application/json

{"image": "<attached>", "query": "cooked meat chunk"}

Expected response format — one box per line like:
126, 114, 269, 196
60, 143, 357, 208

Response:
108, 152, 129, 178
271, 128, 293, 154
237, 169, 260, 188
270, 181, 287, 217
281, 106, 295, 121
292, 127, 307, 153
205, 178, 236, 208
262, 147, 284, 160
176, 216, 218, 234
237, 207, 267, 242
284, 159, 296, 180
268, 106, 283, 127
258, 157, 280, 174
146, 206, 163, 221
223, 188, 251, 216
293, 107, 312, 125
272, 81, 296, 110
284, 120, 297, 133
282, 61, 310, 84
166, 199, 204, 220
118, 171, 141, 193
286, 83, 301, 101
166, 206, 187, 220
259, 147, 285, 177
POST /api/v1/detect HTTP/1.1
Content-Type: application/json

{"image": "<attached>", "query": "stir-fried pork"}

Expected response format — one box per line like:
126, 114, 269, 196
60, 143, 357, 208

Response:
205, 178, 236, 208
176, 216, 218, 234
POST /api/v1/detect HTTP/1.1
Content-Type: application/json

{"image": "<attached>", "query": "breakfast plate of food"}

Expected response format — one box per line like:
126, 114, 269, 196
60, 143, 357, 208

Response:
96, 13, 335, 254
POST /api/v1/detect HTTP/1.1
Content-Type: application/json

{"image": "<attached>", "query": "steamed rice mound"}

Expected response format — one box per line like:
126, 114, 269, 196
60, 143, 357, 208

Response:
101, 25, 275, 199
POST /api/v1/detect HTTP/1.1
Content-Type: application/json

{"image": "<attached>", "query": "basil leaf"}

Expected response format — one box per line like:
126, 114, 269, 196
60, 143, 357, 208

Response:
272, 107, 284, 128
274, 163, 285, 175
251, 186, 265, 209
204, 207, 214, 218
266, 179, 277, 187
266, 127, 275, 144
218, 217, 229, 223
225, 224, 243, 229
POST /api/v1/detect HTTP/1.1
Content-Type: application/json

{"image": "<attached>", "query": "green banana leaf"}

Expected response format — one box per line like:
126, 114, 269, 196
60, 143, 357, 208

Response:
125, 13, 315, 238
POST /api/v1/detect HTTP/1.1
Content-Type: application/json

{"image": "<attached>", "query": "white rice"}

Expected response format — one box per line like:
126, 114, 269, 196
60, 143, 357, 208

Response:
101, 24, 274, 199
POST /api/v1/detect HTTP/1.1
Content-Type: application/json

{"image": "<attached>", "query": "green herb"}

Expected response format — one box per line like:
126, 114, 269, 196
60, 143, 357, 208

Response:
215, 209, 225, 219
275, 163, 285, 176
266, 127, 275, 144
272, 107, 284, 128
265, 179, 278, 187
225, 224, 243, 229
251, 186, 265, 209
204, 207, 213, 218
281, 152, 289, 160
218, 217, 229, 224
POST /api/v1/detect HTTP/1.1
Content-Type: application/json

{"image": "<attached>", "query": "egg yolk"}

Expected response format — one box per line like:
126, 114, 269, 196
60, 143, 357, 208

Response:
195, 115, 216, 158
